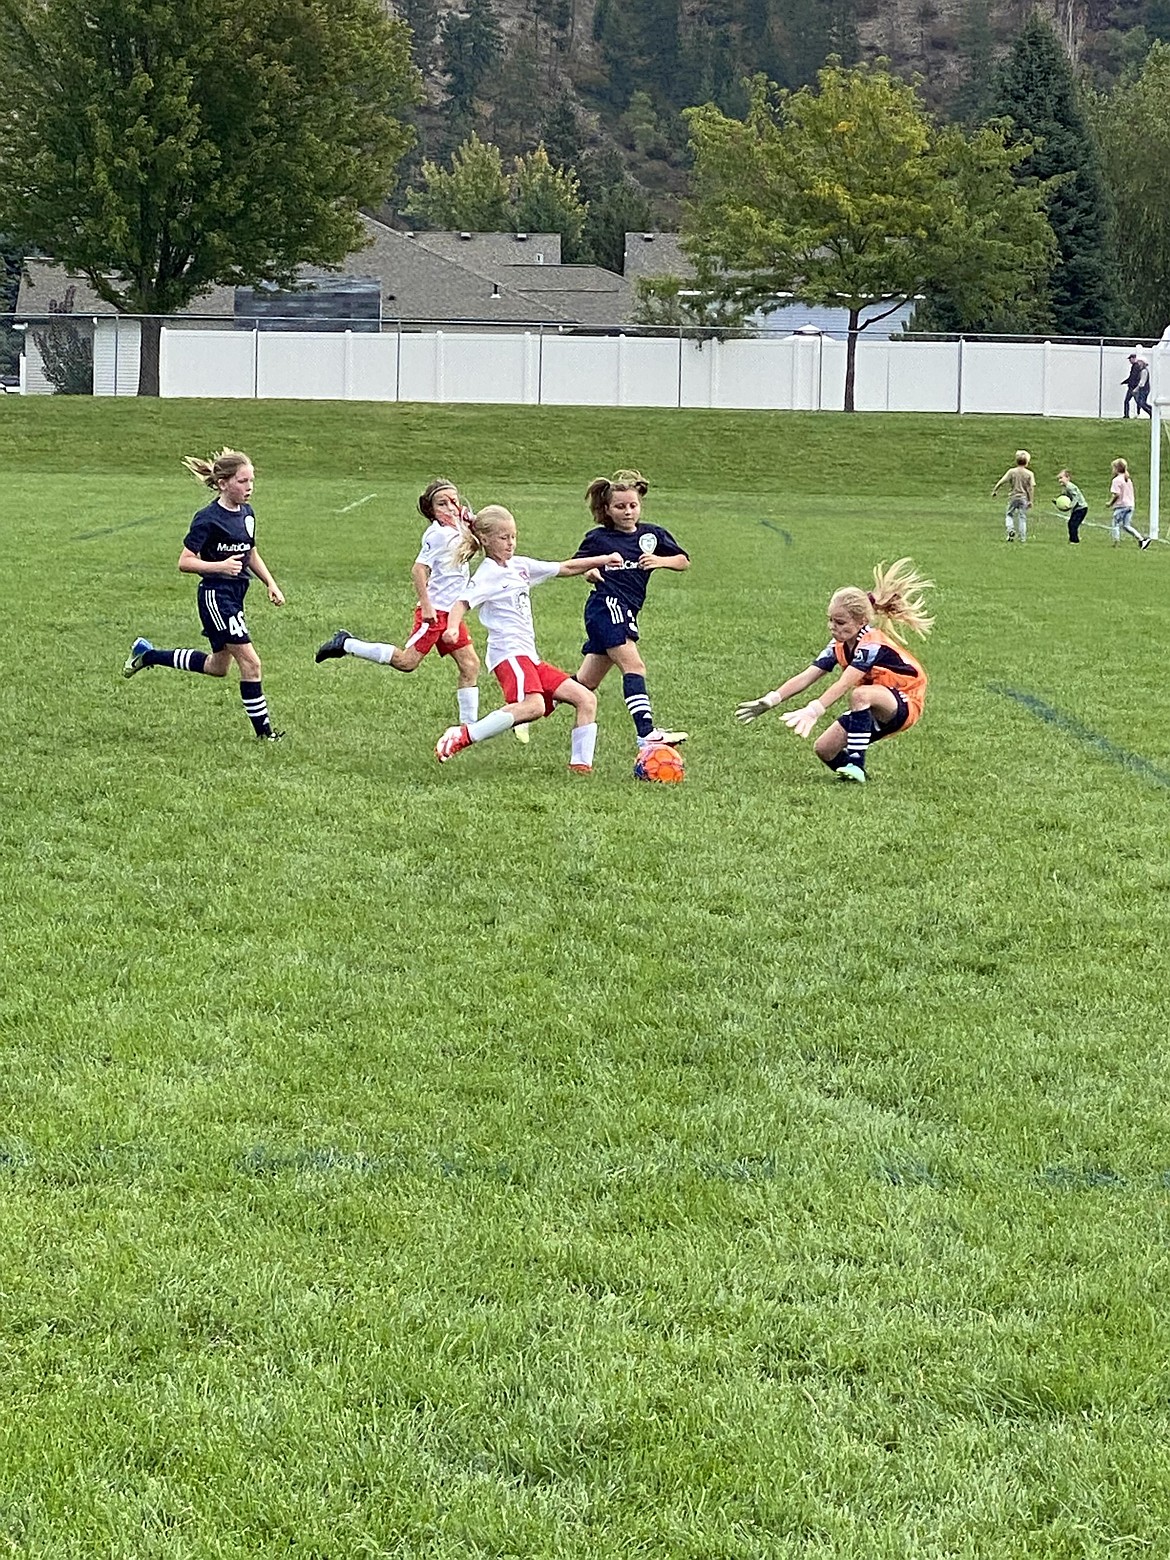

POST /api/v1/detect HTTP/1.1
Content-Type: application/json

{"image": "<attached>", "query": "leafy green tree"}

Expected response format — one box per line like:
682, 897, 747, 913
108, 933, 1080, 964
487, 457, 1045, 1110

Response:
909, 121, 1057, 334
512, 147, 587, 256
683, 65, 1056, 408
1090, 39, 1170, 336
991, 13, 1118, 335
441, 0, 503, 116
0, 0, 418, 394
0, 240, 21, 314
404, 133, 512, 230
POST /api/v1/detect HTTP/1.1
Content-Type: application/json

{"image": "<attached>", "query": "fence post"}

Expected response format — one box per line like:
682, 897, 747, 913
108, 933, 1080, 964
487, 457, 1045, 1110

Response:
252, 325, 260, 399
957, 336, 964, 414
343, 328, 353, 399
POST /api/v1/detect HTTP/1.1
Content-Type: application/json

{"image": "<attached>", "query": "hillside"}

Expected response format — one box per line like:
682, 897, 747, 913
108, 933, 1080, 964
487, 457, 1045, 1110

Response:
399, 0, 1149, 211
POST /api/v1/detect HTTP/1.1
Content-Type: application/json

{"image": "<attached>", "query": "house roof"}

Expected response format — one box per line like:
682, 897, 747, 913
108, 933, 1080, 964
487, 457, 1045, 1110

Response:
623, 232, 692, 281
15, 217, 632, 328
406, 230, 562, 268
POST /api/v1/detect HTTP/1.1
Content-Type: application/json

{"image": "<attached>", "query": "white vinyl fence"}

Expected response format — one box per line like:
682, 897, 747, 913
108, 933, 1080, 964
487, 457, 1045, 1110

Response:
155, 326, 1144, 418
13, 314, 1157, 418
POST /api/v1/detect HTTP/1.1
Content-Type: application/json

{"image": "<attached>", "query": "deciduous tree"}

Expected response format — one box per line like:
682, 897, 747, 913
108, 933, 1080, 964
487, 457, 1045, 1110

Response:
682, 65, 1056, 408
0, 0, 418, 393
1089, 39, 1170, 337
404, 133, 512, 230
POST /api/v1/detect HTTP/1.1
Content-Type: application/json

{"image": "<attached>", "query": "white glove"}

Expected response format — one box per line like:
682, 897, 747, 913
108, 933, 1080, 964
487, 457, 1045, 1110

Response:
735, 690, 783, 724
781, 698, 825, 738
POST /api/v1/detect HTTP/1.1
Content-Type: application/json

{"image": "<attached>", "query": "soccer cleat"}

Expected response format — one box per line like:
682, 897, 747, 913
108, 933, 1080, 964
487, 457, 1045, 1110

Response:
435, 724, 471, 763
568, 763, 593, 774
837, 762, 867, 784
122, 636, 153, 678
1140, 537, 1152, 550
642, 727, 689, 746
315, 629, 352, 663
513, 722, 531, 744
257, 729, 286, 742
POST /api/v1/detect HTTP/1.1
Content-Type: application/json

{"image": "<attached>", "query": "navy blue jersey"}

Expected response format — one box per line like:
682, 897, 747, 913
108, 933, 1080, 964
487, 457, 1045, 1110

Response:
184, 499, 256, 577
573, 523, 688, 615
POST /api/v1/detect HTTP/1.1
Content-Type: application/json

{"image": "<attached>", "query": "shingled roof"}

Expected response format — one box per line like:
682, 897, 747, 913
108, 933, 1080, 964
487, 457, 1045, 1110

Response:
15, 217, 633, 328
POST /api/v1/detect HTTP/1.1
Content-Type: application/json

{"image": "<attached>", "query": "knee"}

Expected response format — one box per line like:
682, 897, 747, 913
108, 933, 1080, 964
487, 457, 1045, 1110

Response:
239, 652, 262, 681
579, 688, 598, 722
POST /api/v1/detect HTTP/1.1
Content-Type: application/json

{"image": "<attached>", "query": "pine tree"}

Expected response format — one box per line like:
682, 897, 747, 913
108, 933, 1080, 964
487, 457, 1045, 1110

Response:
991, 13, 1119, 335
441, 0, 502, 116
578, 147, 651, 274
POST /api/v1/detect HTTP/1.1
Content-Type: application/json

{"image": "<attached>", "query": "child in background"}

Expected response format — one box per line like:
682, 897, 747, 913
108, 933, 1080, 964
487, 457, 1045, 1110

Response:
1055, 469, 1088, 544
991, 450, 1035, 542
122, 448, 285, 741
572, 470, 690, 748
435, 506, 621, 771
315, 478, 499, 733
735, 558, 933, 785
1108, 458, 1151, 549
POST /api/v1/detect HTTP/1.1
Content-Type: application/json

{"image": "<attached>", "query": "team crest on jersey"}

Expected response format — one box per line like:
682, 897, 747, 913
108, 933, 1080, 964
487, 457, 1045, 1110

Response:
638, 532, 657, 555
245, 514, 256, 538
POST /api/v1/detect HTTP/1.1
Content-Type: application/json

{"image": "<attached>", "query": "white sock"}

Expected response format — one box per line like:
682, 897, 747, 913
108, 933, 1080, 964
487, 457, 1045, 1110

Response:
571, 722, 597, 767
345, 638, 397, 665
457, 686, 479, 723
468, 708, 514, 743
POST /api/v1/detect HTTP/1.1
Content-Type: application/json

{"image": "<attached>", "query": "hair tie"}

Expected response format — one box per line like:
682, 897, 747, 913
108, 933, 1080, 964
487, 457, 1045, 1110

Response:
867, 591, 876, 608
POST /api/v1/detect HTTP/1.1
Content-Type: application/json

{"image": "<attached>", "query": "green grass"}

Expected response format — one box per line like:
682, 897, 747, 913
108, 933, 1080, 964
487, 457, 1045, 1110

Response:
4, 399, 1169, 1557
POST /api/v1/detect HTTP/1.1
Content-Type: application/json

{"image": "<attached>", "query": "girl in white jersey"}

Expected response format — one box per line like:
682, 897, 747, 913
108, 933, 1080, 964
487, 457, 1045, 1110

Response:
314, 478, 486, 729
435, 506, 622, 771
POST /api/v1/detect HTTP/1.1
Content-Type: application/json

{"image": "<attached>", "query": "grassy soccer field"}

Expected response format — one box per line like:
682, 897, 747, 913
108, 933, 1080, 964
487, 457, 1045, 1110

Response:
4, 398, 1170, 1558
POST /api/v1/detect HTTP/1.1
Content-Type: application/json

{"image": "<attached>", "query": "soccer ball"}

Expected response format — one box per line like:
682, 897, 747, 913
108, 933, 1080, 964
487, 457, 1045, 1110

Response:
634, 742, 685, 784
1054, 495, 1073, 511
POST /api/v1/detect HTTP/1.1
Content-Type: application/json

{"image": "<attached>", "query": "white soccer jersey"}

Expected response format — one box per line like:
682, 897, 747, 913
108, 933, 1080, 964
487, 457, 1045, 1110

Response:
462, 555, 561, 669
415, 521, 471, 613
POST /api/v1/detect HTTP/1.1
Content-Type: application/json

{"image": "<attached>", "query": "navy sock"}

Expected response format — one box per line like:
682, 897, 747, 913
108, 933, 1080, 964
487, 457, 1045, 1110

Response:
144, 648, 208, 673
622, 673, 654, 738
840, 710, 875, 768
239, 680, 272, 736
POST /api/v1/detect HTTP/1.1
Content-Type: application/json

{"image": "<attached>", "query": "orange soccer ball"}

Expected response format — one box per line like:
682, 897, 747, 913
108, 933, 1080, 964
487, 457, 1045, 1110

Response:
633, 742, 686, 784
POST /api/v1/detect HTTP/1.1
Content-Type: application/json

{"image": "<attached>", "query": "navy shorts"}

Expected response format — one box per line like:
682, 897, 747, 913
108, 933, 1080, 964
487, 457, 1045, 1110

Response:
198, 580, 251, 651
836, 689, 911, 741
874, 690, 910, 740
582, 593, 639, 656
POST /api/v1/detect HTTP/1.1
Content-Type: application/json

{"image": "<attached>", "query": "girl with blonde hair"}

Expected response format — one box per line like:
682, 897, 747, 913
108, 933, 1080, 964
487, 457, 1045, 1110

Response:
435, 506, 622, 771
122, 448, 286, 741
735, 558, 934, 784
1108, 458, 1150, 549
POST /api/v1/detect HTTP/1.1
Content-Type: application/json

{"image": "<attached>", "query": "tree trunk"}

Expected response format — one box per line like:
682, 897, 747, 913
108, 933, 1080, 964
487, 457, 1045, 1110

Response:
137, 313, 162, 396
844, 307, 860, 412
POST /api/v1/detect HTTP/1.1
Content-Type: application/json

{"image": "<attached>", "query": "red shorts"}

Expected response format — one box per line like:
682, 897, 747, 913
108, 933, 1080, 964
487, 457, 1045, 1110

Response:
405, 607, 472, 658
493, 655, 569, 716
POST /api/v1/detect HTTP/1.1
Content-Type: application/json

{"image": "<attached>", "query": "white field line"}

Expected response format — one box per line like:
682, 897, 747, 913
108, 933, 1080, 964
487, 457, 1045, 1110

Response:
337, 493, 377, 514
